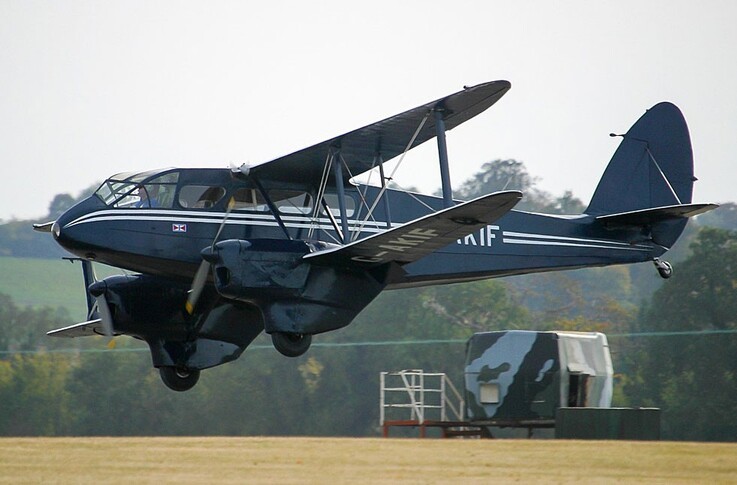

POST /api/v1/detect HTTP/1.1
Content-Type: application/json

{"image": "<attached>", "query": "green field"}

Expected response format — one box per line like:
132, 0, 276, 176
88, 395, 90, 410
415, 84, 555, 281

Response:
0, 437, 735, 483
0, 256, 123, 321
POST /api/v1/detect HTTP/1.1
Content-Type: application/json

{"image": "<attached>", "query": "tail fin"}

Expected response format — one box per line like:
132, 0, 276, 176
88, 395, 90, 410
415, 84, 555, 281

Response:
585, 102, 717, 249
586, 102, 695, 216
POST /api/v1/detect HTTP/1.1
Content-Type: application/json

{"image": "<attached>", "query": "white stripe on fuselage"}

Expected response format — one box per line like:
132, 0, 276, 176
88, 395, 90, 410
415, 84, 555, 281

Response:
64, 210, 652, 253
502, 230, 651, 252
63, 209, 387, 234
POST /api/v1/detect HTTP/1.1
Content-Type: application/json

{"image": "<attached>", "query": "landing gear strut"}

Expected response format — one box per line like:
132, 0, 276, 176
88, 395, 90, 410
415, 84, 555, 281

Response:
159, 366, 201, 392
653, 258, 673, 279
271, 332, 312, 357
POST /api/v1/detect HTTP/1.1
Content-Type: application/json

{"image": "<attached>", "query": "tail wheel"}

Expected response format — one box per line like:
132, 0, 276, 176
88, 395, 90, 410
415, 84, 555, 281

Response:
159, 366, 201, 392
271, 332, 312, 357
657, 261, 673, 279
653, 258, 673, 279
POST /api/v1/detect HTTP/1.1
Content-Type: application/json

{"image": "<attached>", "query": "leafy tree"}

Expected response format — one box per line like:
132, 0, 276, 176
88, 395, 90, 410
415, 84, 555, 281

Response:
624, 227, 737, 440
47, 194, 76, 220
696, 202, 737, 230
455, 159, 537, 199
0, 293, 76, 353
454, 159, 584, 214
0, 354, 72, 435
420, 280, 529, 333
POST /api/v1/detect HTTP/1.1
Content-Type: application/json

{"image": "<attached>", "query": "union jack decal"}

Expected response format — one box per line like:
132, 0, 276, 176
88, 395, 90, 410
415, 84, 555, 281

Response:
172, 223, 187, 233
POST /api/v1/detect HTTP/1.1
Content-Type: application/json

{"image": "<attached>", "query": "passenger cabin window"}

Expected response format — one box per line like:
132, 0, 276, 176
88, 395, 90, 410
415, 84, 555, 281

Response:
179, 185, 226, 209
270, 190, 313, 214
230, 188, 313, 214
232, 188, 268, 211
322, 194, 355, 217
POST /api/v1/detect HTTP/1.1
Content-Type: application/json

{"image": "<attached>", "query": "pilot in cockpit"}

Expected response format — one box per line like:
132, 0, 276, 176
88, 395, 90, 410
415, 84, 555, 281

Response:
136, 185, 160, 208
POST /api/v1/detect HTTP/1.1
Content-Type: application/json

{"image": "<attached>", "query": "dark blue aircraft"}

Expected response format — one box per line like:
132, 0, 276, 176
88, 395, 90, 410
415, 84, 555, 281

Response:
34, 81, 717, 391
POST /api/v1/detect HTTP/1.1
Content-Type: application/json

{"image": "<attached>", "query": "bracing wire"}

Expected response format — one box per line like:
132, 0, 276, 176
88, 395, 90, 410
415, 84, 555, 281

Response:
352, 111, 431, 238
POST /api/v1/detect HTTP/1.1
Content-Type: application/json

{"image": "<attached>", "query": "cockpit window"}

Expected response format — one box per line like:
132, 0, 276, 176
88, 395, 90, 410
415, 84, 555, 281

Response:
178, 185, 226, 209
95, 171, 178, 209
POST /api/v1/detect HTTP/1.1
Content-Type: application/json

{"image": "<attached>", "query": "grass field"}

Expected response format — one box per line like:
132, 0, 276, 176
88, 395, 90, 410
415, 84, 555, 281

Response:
0, 437, 735, 484
0, 256, 123, 320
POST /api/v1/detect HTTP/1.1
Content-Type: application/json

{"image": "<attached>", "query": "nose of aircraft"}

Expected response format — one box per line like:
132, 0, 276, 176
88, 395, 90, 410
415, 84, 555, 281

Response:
47, 195, 106, 255
32, 218, 64, 241
51, 209, 77, 249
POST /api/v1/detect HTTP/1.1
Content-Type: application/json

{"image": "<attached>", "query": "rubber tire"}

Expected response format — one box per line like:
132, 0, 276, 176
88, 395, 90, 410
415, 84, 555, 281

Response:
657, 261, 673, 279
159, 366, 201, 392
271, 332, 312, 357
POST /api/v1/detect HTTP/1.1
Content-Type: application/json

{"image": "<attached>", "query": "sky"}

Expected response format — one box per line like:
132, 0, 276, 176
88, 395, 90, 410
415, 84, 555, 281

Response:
1, 0, 735, 221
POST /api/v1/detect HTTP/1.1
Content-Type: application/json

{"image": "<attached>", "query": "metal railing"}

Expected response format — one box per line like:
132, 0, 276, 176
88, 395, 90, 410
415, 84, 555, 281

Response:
379, 369, 464, 425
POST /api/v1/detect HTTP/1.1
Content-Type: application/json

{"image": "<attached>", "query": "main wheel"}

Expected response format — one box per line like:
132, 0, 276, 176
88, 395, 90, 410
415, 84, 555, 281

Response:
271, 332, 312, 357
159, 366, 201, 392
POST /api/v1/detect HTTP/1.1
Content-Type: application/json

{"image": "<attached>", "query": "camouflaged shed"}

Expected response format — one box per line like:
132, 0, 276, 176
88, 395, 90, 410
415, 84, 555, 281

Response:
464, 330, 613, 423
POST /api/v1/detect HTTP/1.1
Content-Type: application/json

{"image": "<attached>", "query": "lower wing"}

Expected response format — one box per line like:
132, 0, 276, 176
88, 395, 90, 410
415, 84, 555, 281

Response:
304, 191, 522, 266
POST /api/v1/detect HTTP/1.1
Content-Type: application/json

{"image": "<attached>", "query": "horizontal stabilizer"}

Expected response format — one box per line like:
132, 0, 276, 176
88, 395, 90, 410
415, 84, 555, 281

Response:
596, 203, 718, 227
47, 319, 105, 338
304, 191, 522, 266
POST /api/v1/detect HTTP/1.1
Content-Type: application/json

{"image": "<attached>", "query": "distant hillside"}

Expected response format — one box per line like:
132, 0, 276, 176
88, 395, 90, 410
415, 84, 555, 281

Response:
0, 256, 122, 322
0, 220, 70, 259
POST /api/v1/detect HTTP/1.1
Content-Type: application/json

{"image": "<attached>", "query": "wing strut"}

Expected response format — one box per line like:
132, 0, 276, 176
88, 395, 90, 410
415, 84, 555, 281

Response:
251, 174, 292, 240
350, 112, 431, 239
377, 160, 392, 229
435, 108, 453, 208
307, 151, 334, 241
332, 150, 351, 243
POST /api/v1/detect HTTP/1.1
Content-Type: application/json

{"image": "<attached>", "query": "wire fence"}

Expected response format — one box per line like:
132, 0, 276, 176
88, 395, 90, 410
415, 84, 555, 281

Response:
1, 328, 735, 356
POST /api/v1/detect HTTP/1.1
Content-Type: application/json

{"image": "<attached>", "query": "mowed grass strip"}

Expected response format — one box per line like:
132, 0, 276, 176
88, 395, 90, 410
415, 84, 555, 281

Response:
0, 437, 735, 484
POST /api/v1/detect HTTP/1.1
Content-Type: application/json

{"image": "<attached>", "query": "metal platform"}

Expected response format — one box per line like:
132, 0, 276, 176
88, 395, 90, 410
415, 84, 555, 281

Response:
379, 369, 555, 438
380, 370, 482, 438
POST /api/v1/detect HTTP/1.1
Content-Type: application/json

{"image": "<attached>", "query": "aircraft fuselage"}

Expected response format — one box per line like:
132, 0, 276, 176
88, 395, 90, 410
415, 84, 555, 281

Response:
54, 167, 662, 290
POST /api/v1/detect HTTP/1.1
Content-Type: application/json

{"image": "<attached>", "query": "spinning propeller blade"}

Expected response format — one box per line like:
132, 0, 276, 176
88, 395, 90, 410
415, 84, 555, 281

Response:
95, 293, 114, 338
88, 279, 115, 346
185, 197, 235, 314
185, 260, 210, 314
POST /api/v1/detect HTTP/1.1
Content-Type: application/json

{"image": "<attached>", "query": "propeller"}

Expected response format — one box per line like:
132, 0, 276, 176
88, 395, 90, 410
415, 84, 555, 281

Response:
88, 280, 115, 347
185, 197, 235, 314
185, 260, 210, 315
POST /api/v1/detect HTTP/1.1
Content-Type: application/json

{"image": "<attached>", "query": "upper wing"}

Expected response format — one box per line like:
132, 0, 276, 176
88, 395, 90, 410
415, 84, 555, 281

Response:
248, 80, 511, 184
304, 191, 522, 266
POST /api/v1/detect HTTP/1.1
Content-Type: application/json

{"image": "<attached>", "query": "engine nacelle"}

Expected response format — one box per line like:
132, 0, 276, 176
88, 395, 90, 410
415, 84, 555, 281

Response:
210, 238, 388, 335
92, 273, 264, 371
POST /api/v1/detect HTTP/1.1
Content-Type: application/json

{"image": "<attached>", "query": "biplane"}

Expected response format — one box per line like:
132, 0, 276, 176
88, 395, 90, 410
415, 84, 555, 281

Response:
34, 81, 717, 391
